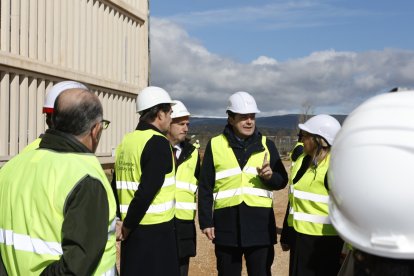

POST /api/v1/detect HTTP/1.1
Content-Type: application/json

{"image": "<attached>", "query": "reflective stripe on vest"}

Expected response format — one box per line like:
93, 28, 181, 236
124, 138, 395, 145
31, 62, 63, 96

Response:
175, 146, 199, 220
211, 134, 273, 210
0, 228, 62, 255
292, 153, 337, 236
115, 129, 175, 225
287, 154, 305, 227
0, 149, 116, 275
116, 176, 175, 191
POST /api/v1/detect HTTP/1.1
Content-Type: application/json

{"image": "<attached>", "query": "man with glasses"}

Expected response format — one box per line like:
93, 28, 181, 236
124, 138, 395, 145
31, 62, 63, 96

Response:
0, 88, 116, 275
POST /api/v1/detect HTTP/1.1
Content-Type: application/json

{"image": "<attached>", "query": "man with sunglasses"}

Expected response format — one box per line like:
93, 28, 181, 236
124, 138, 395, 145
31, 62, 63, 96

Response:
0, 88, 116, 275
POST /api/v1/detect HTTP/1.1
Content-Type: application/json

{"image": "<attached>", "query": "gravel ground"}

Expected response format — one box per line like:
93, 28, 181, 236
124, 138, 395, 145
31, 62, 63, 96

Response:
189, 183, 290, 276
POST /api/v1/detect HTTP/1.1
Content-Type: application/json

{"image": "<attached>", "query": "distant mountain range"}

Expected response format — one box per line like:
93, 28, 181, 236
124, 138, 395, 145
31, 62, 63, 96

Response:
191, 114, 347, 130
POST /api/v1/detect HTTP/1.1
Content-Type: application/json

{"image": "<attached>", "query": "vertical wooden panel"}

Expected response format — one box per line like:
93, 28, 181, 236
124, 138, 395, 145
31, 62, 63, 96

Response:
67, 0, 74, 69
18, 0, 28, 58
19, 76, 29, 151
28, 77, 38, 143
0, 72, 10, 155
45, 0, 53, 63
134, 22, 140, 85
105, 92, 114, 153
91, 0, 98, 75
122, 15, 128, 82
85, 0, 92, 73
37, 0, 46, 61
121, 95, 126, 139
36, 79, 46, 136
117, 95, 123, 146
97, 2, 104, 77
10, 0, 20, 54
116, 13, 122, 82
107, 8, 114, 81
101, 91, 110, 153
9, 74, 19, 155
79, 0, 87, 72
128, 19, 133, 84
112, 11, 120, 81
1, 0, 11, 51
52, 0, 61, 65
60, 0, 68, 67
102, 5, 109, 79
110, 94, 117, 152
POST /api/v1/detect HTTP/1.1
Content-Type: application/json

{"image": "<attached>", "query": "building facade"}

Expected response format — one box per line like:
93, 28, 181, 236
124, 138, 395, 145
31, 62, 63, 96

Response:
0, 0, 149, 166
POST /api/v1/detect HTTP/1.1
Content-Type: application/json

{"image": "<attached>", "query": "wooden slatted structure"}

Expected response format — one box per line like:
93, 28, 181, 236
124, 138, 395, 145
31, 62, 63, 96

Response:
0, 0, 149, 166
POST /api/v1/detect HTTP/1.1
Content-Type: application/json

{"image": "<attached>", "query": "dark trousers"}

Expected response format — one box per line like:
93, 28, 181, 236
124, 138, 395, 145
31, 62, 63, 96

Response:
120, 221, 180, 276
215, 244, 274, 276
179, 257, 189, 276
292, 232, 343, 276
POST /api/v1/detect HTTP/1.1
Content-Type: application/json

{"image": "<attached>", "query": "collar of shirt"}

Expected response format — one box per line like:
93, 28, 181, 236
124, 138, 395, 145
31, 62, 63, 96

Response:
173, 144, 182, 159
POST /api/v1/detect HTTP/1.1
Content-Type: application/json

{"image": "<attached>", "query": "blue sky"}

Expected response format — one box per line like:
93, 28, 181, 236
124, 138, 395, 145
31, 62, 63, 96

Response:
149, 0, 414, 116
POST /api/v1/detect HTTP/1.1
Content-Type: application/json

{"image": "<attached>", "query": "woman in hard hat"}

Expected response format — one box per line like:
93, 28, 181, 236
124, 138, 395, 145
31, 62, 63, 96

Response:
280, 130, 304, 276
288, 114, 343, 276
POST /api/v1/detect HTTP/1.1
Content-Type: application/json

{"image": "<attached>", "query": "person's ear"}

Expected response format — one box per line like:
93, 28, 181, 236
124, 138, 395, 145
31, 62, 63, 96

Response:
228, 116, 235, 126
91, 122, 102, 141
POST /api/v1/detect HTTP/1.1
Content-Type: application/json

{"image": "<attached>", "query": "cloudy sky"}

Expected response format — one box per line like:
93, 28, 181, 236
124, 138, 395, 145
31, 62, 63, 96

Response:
149, 0, 414, 117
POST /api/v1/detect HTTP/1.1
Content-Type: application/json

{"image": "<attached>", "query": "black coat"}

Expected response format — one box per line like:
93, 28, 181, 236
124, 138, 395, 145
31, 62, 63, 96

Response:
198, 125, 288, 247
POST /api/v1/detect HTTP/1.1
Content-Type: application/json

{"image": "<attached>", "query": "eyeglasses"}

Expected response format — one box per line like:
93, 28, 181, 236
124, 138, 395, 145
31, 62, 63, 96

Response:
101, 119, 110, 130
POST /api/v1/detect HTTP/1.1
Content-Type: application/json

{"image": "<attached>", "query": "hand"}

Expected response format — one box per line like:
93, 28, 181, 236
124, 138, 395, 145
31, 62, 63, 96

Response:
115, 220, 123, 241
121, 226, 131, 241
202, 227, 215, 241
281, 243, 290, 251
257, 152, 273, 181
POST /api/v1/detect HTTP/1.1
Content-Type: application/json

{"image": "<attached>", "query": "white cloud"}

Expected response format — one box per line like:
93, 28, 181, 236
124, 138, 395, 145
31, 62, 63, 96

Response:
150, 19, 414, 117
252, 56, 278, 65
164, 1, 380, 31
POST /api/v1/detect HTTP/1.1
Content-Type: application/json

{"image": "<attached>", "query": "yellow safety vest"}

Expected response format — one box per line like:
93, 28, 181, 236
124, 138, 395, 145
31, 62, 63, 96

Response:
21, 137, 42, 153
0, 149, 117, 275
292, 153, 337, 236
115, 129, 176, 225
175, 146, 198, 220
211, 135, 273, 210
287, 153, 305, 227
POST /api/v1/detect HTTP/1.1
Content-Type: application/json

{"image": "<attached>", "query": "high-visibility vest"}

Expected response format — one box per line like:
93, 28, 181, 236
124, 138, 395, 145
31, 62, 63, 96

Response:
287, 153, 305, 227
175, 146, 198, 220
0, 149, 117, 275
21, 137, 41, 153
115, 129, 176, 225
292, 153, 337, 236
211, 134, 273, 210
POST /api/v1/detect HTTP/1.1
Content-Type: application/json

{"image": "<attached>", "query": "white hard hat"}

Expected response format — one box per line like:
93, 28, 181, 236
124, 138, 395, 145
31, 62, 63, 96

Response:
328, 91, 414, 259
136, 86, 175, 113
226, 91, 260, 114
171, 100, 190, 119
298, 114, 341, 145
43, 81, 87, 113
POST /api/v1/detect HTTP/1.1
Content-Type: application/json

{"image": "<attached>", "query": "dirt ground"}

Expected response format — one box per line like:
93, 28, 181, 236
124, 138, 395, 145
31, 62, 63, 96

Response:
188, 173, 290, 276
114, 161, 291, 276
